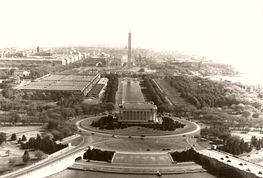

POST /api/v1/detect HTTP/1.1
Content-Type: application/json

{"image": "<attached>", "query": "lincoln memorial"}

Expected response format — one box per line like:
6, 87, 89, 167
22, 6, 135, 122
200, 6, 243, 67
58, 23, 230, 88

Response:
118, 78, 158, 124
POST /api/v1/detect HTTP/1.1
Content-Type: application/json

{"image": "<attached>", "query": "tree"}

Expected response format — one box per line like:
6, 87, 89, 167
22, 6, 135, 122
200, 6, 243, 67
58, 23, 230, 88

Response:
9, 112, 21, 125
17, 138, 22, 144
22, 135, 27, 141
239, 138, 245, 153
252, 113, 260, 118
242, 110, 251, 118
22, 150, 30, 163
244, 142, 250, 152
47, 120, 59, 130
34, 150, 44, 160
251, 136, 258, 147
11, 133, 17, 141
39, 113, 49, 124
35, 134, 41, 148
28, 137, 37, 149
256, 139, 262, 150
0, 132, 7, 145
223, 136, 241, 155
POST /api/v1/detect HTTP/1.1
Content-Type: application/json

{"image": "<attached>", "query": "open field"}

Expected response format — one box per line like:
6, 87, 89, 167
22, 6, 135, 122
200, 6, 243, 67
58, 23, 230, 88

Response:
231, 131, 263, 142
1, 126, 43, 139
112, 152, 172, 164
154, 79, 188, 106
0, 126, 46, 174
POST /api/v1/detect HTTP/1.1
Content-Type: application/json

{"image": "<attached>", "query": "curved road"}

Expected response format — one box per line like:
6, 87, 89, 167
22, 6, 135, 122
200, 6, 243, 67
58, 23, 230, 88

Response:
76, 116, 201, 138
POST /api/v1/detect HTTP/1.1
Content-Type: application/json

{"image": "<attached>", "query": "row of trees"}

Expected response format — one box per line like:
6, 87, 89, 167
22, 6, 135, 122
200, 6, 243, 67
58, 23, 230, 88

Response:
200, 125, 231, 141
140, 76, 171, 112
46, 120, 77, 141
161, 117, 185, 130
91, 115, 118, 130
23, 90, 82, 102
170, 148, 198, 162
251, 136, 263, 150
20, 134, 67, 154
91, 115, 185, 131
83, 148, 114, 162
217, 135, 263, 155
0, 95, 115, 126
165, 76, 239, 108
219, 136, 252, 155
102, 74, 118, 103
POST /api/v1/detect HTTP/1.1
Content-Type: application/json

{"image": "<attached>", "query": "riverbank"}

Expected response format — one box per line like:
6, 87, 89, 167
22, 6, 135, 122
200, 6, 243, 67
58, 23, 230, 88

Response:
204, 74, 263, 87
69, 161, 207, 175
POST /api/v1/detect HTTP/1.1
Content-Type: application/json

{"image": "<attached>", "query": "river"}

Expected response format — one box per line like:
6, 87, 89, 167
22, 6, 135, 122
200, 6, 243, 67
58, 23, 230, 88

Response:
205, 73, 263, 87
47, 169, 237, 178
47, 169, 239, 178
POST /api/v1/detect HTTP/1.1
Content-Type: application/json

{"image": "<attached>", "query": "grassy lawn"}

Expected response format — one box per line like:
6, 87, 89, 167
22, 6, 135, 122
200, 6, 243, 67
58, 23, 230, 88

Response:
1, 126, 43, 139
0, 126, 45, 174
231, 131, 263, 142
115, 78, 123, 107
154, 79, 188, 106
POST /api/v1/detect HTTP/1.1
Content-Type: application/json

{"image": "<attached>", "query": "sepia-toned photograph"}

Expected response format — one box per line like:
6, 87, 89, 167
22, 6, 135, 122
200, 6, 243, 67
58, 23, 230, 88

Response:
0, 0, 262, 178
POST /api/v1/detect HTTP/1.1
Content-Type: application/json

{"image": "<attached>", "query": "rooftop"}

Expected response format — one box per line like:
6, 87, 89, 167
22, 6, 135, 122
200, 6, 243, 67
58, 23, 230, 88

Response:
22, 74, 99, 91
121, 102, 157, 110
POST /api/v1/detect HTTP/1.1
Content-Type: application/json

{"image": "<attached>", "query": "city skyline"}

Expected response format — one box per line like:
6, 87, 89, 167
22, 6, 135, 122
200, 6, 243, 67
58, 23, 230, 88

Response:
0, 0, 263, 76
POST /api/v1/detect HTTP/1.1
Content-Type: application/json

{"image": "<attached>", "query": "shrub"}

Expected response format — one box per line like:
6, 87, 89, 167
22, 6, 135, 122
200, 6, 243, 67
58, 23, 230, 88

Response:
242, 110, 251, 118
11, 133, 17, 141
252, 113, 260, 118
22, 150, 30, 163
34, 150, 44, 160
22, 135, 27, 141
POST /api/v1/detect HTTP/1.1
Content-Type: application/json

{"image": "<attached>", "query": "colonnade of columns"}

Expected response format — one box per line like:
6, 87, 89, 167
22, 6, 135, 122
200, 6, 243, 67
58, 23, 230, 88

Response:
120, 110, 155, 121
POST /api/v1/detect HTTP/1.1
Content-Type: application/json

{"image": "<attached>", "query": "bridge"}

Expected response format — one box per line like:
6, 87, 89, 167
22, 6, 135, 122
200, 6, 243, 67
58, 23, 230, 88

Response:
185, 134, 263, 178
197, 149, 263, 178
0, 144, 86, 178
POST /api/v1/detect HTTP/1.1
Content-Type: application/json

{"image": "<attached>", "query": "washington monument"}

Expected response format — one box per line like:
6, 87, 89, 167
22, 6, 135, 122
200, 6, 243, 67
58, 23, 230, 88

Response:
127, 31, 131, 68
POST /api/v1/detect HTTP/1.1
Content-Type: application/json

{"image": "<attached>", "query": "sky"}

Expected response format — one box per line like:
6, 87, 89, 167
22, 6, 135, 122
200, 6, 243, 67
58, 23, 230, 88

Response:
0, 0, 263, 79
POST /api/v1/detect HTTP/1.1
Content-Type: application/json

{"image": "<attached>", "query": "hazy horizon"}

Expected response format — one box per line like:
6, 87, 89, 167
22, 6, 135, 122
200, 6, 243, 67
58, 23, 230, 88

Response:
0, 0, 262, 81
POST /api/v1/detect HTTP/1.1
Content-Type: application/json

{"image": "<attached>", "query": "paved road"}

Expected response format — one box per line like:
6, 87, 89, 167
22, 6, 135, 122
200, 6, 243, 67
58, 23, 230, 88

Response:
76, 116, 201, 138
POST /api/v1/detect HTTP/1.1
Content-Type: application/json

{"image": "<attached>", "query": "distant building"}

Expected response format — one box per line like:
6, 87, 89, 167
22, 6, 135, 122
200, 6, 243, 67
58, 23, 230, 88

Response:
83, 52, 87, 59
37, 46, 40, 53
21, 74, 100, 96
13, 70, 30, 78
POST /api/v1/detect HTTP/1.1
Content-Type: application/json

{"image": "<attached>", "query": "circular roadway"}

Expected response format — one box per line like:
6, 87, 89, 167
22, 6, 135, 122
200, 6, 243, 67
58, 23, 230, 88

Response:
77, 116, 200, 138
72, 116, 203, 175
